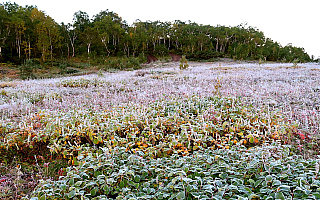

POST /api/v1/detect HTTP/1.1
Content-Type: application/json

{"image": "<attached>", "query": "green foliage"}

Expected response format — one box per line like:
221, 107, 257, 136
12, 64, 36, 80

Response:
0, 96, 295, 167
187, 50, 222, 61
292, 58, 300, 67
236, 43, 250, 60
19, 59, 39, 79
179, 56, 189, 70
31, 143, 320, 199
0, 69, 319, 199
104, 57, 141, 70
59, 78, 107, 88
0, 1, 311, 68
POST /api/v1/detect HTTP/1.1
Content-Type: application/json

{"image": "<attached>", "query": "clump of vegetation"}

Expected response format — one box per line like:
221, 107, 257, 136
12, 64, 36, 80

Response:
179, 56, 189, 70
0, 62, 319, 199
31, 143, 320, 199
0, 81, 18, 88
104, 57, 141, 70
292, 58, 300, 67
19, 59, 39, 80
187, 50, 222, 61
59, 78, 107, 88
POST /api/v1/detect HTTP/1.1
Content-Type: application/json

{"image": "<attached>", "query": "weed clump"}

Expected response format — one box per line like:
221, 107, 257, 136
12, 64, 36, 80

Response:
179, 55, 189, 70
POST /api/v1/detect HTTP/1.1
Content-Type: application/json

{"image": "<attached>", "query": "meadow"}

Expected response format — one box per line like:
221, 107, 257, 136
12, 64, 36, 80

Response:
0, 61, 320, 199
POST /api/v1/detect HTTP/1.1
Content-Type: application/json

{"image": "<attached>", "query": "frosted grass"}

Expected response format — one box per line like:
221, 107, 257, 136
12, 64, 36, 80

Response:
0, 62, 319, 139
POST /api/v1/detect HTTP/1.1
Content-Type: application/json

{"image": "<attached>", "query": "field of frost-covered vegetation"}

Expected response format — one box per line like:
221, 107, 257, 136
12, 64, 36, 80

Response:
0, 61, 320, 199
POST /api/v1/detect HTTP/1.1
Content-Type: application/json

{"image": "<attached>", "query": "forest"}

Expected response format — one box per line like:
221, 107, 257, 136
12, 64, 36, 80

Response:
0, 2, 312, 67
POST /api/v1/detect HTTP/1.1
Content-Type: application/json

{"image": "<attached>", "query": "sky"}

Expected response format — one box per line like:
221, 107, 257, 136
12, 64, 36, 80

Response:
4, 0, 320, 59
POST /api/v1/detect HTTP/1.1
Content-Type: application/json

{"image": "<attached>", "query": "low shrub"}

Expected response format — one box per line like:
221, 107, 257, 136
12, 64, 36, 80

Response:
105, 57, 141, 70
59, 78, 107, 88
30, 143, 320, 199
179, 56, 189, 70
187, 50, 222, 61
19, 59, 40, 80
0, 96, 295, 169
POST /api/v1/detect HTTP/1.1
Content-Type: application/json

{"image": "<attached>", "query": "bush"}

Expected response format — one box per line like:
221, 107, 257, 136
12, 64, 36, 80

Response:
179, 55, 189, 70
187, 50, 222, 61
105, 57, 141, 70
31, 143, 320, 199
19, 59, 38, 80
59, 78, 107, 88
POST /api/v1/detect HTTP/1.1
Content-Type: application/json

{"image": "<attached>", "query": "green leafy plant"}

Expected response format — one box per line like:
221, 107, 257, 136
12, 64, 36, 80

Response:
19, 59, 37, 80
30, 143, 320, 199
292, 58, 300, 67
59, 78, 107, 88
105, 57, 141, 70
179, 56, 189, 70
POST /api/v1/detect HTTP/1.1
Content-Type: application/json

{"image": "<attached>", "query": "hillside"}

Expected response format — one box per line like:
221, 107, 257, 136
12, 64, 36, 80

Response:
0, 61, 319, 199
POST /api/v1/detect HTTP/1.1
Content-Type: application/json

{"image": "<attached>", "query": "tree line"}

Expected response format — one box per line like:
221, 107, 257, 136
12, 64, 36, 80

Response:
0, 2, 312, 66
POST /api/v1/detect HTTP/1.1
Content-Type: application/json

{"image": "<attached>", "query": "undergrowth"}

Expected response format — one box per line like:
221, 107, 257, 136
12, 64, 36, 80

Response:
0, 62, 319, 199
1, 96, 318, 199
30, 143, 320, 200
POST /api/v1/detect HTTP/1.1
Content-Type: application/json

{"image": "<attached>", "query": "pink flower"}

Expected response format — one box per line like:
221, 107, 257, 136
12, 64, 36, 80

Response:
44, 163, 49, 168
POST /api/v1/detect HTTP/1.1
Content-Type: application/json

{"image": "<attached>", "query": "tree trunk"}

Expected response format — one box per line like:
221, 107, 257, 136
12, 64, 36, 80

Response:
72, 44, 75, 57
87, 43, 91, 55
101, 38, 110, 57
68, 32, 77, 57
17, 37, 21, 58
216, 38, 219, 52
50, 44, 53, 66
28, 41, 31, 60
49, 33, 53, 67
42, 45, 45, 62
67, 43, 70, 58
18, 43, 21, 58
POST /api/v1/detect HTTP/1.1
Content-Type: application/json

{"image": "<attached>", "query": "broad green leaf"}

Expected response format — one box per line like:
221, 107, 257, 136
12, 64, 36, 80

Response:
314, 193, 320, 198
275, 192, 285, 200
39, 195, 46, 200
248, 179, 255, 185
249, 136, 254, 143
248, 194, 260, 200
103, 184, 110, 195
93, 138, 99, 144
91, 187, 98, 196
254, 180, 263, 187
219, 173, 228, 179
67, 190, 76, 198
134, 175, 140, 182
176, 191, 185, 200
265, 175, 272, 182
97, 136, 103, 143
75, 181, 82, 187
119, 180, 125, 188
278, 185, 290, 192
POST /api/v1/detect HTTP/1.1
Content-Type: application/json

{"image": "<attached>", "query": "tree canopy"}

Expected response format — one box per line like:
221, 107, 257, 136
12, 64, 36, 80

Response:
0, 2, 311, 64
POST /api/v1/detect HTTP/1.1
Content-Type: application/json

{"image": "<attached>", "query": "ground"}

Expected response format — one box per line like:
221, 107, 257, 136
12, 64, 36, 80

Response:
0, 60, 320, 199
